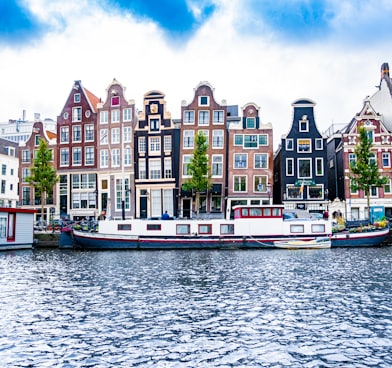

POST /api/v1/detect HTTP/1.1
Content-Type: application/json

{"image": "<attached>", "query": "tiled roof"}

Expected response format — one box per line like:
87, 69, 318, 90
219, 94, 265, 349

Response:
84, 87, 100, 113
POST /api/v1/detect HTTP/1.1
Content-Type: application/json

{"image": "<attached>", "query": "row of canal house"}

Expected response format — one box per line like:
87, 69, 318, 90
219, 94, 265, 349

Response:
18, 62, 392, 222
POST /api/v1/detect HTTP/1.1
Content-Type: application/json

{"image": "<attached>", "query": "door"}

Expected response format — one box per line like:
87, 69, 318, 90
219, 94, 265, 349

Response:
140, 196, 147, 219
183, 199, 191, 218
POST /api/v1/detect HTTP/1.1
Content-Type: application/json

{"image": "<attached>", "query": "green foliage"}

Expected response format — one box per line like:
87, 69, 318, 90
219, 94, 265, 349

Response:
26, 138, 58, 219
348, 126, 388, 219
182, 131, 211, 193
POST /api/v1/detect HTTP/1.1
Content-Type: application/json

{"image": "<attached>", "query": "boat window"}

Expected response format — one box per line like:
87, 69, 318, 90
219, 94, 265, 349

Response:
198, 224, 212, 234
311, 224, 326, 233
177, 224, 190, 235
263, 208, 271, 216
147, 224, 161, 231
242, 208, 249, 217
290, 224, 304, 233
249, 208, 262, 217
220, 224, 234, 234
118, 224, 131, 231
272, 208, 281, 216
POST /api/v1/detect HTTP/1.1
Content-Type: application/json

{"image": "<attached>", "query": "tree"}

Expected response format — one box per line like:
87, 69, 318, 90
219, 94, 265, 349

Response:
348, 126, 388, 220
182, 131, 212, 216
26, 138, 59, 223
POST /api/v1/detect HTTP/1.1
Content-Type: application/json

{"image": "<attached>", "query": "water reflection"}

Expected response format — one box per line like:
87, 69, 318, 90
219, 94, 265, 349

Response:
0, 248, 391, 367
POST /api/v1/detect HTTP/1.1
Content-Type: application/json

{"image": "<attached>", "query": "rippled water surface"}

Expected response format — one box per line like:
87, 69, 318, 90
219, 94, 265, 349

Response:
0, 247, 392, 367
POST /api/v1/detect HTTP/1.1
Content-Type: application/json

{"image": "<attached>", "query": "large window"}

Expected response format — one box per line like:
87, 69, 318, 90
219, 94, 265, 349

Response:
85, 147, 94, 165
297, 139, 311, 152
60, 127, 69, 143
111, 148, 120, 167
60, 148, 69, 166
100, 149, 109, 168
72, 147, 81, 165
139, 137, 146, 153
298, 158, 311, 178
212, 155, 223, 177
183, 130, 194, 148
123, 108, 132, 122
22, 150, 30, 163
287, 186, 302, 199
149, 159, 161, 179
111, 110, 120, 123
234, 176, 247, 192
100, 129, 108, 144
184, 110, 195, 124
150, 118, 160, 132
111, 128, 120, 144
234, 154, 247, 169
164, 157, 172, 178
72, 107, 82, 122
308, 186, 323, 199
85, 125, 94, 142
139, 159, 146, 179
124, 147, 132, 166
123, 126, 132, 142
100, 111, 108, 124
254, 176, 268, 192
182, 155, 192, 176
212, 130, 224, 148
72, 126, 81, 142
164, 135, 172, 152
198, 111, 209, 125
115, 178, 130, 210
149, 137, 161, 153
213, 110, 224, 124
254, 154, 268, 169
244, 135, 258, 148
383, 152, 390, 167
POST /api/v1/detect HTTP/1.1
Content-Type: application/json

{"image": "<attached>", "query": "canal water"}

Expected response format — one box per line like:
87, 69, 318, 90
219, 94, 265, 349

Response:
0, 247, 391, 367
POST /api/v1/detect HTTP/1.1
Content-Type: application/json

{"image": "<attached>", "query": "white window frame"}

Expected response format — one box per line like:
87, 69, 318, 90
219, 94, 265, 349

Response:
286, 158, 294, 176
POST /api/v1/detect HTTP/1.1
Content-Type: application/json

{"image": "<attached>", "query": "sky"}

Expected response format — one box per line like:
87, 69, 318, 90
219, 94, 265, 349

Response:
1, 0, 392, 149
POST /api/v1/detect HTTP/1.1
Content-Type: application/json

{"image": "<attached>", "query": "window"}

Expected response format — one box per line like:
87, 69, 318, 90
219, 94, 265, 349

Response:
139, 159, 146, 179
115, 178, 130, 210
72, 107, 82, 122
383, 152, 390, 167
150, 118, 160, 132
139, 137, 146, 153
149, 159, 161, 179
212, 155, 223, 177
72, 126, 81, 142
297, 139, 311, 152
100, 111, 108, 124
254, 176, 268, 192
85, 147, 94, 165
298, 158, 311, 178
123, 126, 132, 142
111, 96, 120, 106
124, 147, 132, 166
286, 139, 293, 150
111, 128, 120, 144
182, 155, 192, 176
22, 150, 30, 163
74, 93, 81, 103
123, 108, 132, 121
149, 137, 161, 153
254, 154, 268, 169
246, 117, 255, 129
72, 147, 81, 165
177, 224, 190, 235
384, 180, 391, 194
60, 127, 69, 143
200, 130, 209, 145
370, 186, 378, 197
244, 135, 258, 148
10, 169, 14, 176
164, 135, 172, 151
315, 138, 323, 150
1, 180, 5, 194
349, 153, 356, 167
111, 148, 120, 167
213, 110, 224, 124
183, 130, 194, 148
316, 158, 323, 176
199, 96, 209, 106
35, 135, 40, 146
212, 196, 222, 213
234, 135, 243, 146
100, 149, 109, 168
234, 176, 247, 192
1, 164, 6, 175
164, 157, 172, 178
258, 135, 268, 145
287, 186, 302, 199
350, 179, 358, 194
212, 130, 224, 148
100, 129, 108, 144
184, 110, 195, 124
369, 153, 376, 165
198, 110, 209, 125
60, 148, 69, 166
22, 168, 30, 182
85, 125, 94, 141
111, 110, 120, 123
309, 186, 323, 199
22, 187, 30, 205
234, 154, 247, 169
299, 119, 308, 132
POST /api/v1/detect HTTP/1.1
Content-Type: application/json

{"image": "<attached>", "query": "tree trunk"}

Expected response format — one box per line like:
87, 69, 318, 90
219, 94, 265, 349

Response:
366, 191, 370, 222
41, 191, 45, 224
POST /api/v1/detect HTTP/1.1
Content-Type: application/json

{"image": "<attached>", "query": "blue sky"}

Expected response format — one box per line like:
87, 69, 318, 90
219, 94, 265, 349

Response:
1, 0, 392, 147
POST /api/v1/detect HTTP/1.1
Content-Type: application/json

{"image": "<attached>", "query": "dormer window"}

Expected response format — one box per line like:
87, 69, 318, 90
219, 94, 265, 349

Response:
299, 118, 309, 132
199, 96, 209, 106
111, 96, 120, 106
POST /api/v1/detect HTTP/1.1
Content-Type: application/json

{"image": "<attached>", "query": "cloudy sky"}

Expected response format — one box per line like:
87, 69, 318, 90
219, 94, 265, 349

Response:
1, 0, 392, 148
